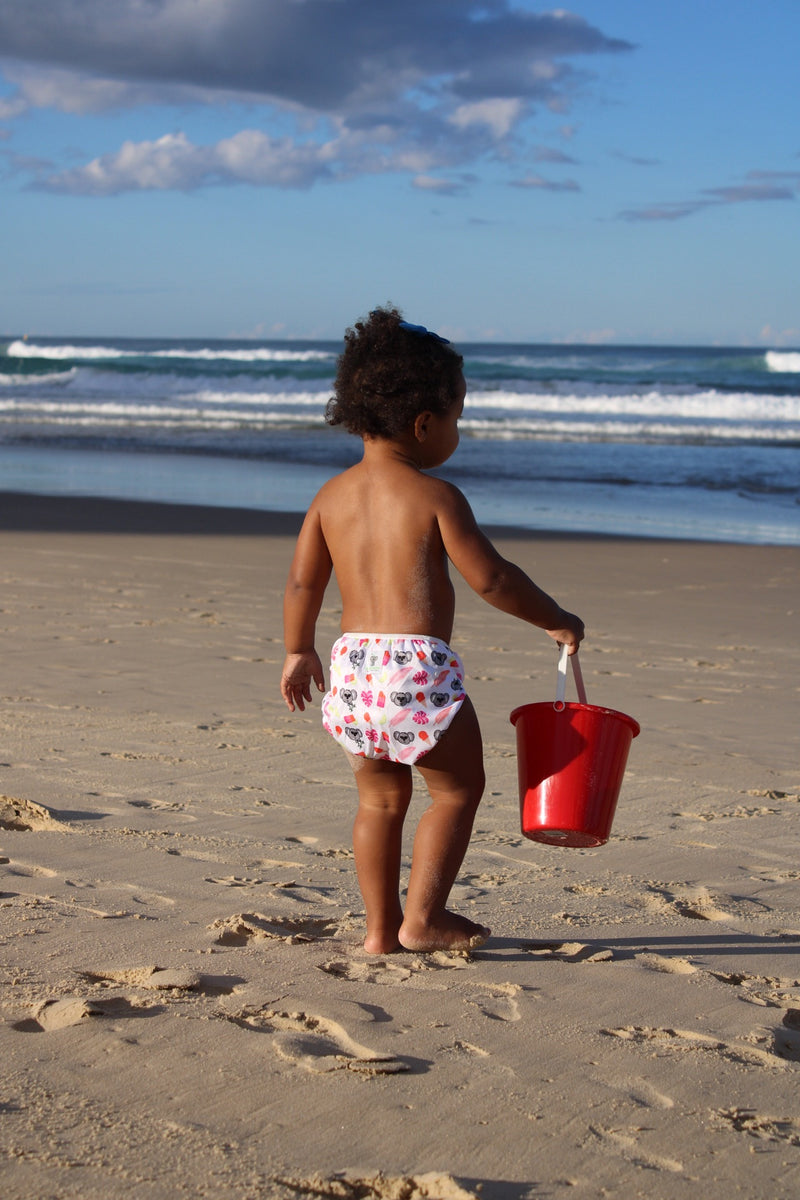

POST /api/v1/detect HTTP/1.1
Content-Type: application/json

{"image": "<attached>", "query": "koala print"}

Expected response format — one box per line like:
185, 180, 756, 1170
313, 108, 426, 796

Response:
324, 635, 467, 764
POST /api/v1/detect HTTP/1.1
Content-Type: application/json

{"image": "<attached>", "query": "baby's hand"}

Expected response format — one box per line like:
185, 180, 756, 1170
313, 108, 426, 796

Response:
546, 610, 585, 656
281, 650, 325, 712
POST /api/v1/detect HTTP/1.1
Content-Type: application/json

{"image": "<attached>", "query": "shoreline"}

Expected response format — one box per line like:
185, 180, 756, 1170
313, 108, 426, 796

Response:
0, 488, 783, 546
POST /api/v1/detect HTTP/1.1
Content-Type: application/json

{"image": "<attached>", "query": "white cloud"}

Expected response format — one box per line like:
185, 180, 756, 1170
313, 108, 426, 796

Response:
0, 92, 27, 120
511, 174, 580, 192
760, 324, 800, 348
619, 169, 800, 222
619, 200, 707, 222
533, 144, 578, 164
0, 1, 633, 193
450, 99, 523, 140
704, 181, 796, 203
39, 130, 334, 194
412, 174, 467, 195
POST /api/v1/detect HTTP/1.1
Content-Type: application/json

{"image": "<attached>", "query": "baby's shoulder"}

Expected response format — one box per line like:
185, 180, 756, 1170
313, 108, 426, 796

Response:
312, 465, 359, 506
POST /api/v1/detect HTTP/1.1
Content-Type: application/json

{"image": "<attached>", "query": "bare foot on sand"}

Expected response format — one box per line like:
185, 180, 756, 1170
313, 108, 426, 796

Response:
398, 912, 491, 953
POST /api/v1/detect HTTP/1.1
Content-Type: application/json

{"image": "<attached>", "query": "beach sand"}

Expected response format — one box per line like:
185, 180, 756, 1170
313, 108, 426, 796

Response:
1, 492, 799, 1199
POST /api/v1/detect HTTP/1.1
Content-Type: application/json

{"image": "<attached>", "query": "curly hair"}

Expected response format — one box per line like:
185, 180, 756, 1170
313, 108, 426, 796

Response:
326, 305, 464, 438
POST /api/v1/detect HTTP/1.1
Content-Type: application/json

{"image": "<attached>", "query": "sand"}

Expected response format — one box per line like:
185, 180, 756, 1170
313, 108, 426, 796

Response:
1, 491, 799, 1200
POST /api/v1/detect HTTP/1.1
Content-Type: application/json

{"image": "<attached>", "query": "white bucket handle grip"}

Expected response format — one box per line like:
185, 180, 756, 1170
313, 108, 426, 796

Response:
555, 643, 588, 710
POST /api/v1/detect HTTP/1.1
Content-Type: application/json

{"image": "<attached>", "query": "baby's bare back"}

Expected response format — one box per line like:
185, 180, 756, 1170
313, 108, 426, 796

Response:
317, 458, 456, 640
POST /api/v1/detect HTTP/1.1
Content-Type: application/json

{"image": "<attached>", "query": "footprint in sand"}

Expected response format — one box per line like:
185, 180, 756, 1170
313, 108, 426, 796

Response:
521, 940, 617, 963
606, 1076, 675, 1110
4, 860, 59, 879
753, 868, 800, 883
677, 803, 783, 822
205, 875, 267, 888
0, 796, 67, 831
222, 1007, 407, 1074
773, 1026, 800, 1063
274, 1171, 476, 1199
564, 883, 611, 897
127, 798, 188, 813
318, 951, 475, 989
467, 984, 522, 1022
588, 1124, 684, 1175
319, 959, 415, 986
746, 788, 800, 804
472, 830, 525, 848
12, 993, 162, 1032
708, 971, 800, 1011
209, 912, 341, 945
601, 1024, 796, 1068
714, 1107, 800, 1148
637, 953, 698, 975
101, 751, 186, 765
79, 966, 244, 995
645, 883, 771, 923
459, 871, 512, 894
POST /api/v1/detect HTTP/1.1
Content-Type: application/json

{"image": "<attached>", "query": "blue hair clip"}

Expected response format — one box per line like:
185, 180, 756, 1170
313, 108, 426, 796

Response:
398, 320, 450, 345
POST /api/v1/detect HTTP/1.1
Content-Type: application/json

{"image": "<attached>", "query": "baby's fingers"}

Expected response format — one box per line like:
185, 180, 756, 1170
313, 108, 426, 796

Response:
281, 675, 307, 712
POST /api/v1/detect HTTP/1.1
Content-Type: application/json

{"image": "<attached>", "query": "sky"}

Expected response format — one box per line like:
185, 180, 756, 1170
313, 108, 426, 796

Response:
0, 0, 798, 345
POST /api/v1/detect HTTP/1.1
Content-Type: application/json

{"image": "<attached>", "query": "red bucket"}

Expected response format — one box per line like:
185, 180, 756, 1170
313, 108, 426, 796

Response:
510, 648, 640, 848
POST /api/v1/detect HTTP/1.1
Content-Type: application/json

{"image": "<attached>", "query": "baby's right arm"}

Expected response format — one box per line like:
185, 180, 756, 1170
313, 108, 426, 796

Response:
281, 504, 333, 711
434, 481, 585, 652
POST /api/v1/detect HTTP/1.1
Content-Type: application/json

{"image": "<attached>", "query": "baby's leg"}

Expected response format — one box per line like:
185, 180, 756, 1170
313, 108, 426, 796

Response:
349, 755, 413, 954
399, 698, 489, 952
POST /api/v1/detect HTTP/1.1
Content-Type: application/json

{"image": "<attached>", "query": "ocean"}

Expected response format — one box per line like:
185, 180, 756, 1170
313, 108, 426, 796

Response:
1, 335, 798, 544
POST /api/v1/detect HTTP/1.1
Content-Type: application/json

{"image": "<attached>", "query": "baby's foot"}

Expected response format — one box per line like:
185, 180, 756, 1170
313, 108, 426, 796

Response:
398, 911, 491, 953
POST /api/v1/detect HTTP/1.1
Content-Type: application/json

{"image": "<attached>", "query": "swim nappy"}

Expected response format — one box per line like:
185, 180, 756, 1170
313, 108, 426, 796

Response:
322, 634, 466, 764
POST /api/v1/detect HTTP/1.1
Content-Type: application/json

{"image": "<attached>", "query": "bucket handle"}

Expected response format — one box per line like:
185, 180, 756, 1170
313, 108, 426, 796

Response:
555, 643, 588, 710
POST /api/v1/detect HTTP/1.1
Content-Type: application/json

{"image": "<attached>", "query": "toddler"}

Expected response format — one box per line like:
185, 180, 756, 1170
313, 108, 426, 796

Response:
281, 306, 584, 953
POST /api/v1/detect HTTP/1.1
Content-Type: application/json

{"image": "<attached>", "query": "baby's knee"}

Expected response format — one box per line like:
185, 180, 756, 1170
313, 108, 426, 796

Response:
442, 771, 486, 815
460, 766, 485, 811
356, 771, 414, 816
468, 773, 486, 815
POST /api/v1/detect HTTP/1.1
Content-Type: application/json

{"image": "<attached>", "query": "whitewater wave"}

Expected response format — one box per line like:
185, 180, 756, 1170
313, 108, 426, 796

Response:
151, 347, 334, 363
0, 368, 78, 387
459, 417, 799, 442
766, 350, 800, 373
5, 339, 334, 364
469, 387, 800, 420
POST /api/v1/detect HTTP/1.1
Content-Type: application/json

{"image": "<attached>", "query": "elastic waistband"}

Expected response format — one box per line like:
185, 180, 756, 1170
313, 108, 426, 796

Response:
339, 632, 446, 642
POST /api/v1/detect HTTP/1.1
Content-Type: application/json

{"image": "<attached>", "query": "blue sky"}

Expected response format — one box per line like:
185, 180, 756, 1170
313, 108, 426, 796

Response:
1, 0, 798, 344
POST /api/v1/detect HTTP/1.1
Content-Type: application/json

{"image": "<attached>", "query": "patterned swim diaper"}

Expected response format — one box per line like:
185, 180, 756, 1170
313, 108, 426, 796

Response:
322, 634, 466, 764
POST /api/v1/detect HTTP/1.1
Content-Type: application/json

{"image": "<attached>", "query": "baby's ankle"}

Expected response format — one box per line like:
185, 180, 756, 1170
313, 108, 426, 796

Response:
363, 931, 403, 955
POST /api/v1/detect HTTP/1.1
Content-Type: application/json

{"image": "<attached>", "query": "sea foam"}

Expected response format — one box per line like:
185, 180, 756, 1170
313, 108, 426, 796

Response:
766, 350, 800, 373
